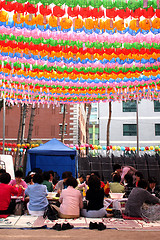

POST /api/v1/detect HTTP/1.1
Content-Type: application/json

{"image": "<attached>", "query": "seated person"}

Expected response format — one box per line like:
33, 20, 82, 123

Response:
91, 171, 105, 189
0, 173, 18, 215
77, 173, 90, 195
48, 170, 58, 186
148, 177, 160, 198
76, 174, 85, 192
25, 173, 48, 216
54, 171, 72, 195
109, 173, 125, 193
54, 176, 83, 219
124, 173, 135, 198
0, 168, 6, 176
9, 170, 28, 198
125, 179, 160, 218
135, 171, 144, 187
81, 175, 109, 218
42, 171, 53, 192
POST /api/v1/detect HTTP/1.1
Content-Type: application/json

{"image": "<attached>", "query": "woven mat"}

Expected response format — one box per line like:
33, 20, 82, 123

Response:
1, 215, 160, 231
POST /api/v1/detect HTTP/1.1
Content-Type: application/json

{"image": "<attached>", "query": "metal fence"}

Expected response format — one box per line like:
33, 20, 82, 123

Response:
78, 154, 160, 184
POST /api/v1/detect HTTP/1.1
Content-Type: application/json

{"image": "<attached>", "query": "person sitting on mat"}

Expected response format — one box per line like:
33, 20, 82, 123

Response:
109, 173, 125, 193
81, 175, 112, 218
54, 171, 72, 196
25, 173, 48, 216
125, 179, 160, 219
54, 176, 83, 219
0, 172, 18, 215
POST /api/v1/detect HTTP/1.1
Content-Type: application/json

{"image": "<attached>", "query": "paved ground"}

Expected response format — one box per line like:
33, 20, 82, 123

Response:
0, 229, 160, 240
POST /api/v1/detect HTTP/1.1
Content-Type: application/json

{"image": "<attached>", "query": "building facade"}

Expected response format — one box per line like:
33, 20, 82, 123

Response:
0, 103, 87, 146
89, 103, 99, 145
99, 100, 160, 147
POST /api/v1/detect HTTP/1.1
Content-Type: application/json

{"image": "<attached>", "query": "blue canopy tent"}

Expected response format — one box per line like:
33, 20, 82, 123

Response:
26, 138, 77, 178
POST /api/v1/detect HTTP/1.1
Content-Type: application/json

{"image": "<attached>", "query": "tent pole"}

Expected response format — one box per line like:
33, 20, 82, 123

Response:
3, 97, 5, 155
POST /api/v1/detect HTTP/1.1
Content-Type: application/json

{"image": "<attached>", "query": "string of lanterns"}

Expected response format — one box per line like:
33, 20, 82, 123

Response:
0, 142, 160, 152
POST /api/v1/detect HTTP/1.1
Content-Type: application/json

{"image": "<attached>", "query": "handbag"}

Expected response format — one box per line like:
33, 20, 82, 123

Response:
44, 204, 58, 220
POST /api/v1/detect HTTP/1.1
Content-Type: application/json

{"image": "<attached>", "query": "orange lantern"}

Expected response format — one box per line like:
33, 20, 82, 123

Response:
84, 18, 94, 30
49, 16, 58, 27
139, 19, 151, 31
129, 19, 140, 31
24, 14, 36, 25
60, 17, 72, 30
35, 14, 48, 25
114, 20, 125, 31
152, 18, 160, 29
0, 11, 9, 22
74, 18, 84, 30
13, 13, 24, 24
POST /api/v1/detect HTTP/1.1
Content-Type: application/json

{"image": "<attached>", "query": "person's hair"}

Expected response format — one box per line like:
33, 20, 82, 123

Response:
112, 173, 121, 183
0, 172, 11, 184
137, 179, 148, 189
91, 171, 100, 179
0, 169, 6, 174
88, 175, 101, 190
124, 173, 133, 185
113, 164, 121, 172
15, 170, 23, 178
62, 171, 72, 179
33, 173, 43, 184
43, 171, 50, 181
148, 177, 157, 184
66, 176, 78, 188
135, 171, 144, 180
25, 175, 32, 184
32, 168, 42, 175
79, 174, 85, 179
48, 170, 54, 177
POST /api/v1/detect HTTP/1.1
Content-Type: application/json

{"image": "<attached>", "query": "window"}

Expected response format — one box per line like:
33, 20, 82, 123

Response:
123, 124, 137, 136
89, 133, 93, 139
155, 124, 160, 136
123, 100, 137, 112
154, 101, 160, 112
35, 126, 39, 136
59, 124, 67, 134
60, 104, 64, 113
95, 133, 99, 140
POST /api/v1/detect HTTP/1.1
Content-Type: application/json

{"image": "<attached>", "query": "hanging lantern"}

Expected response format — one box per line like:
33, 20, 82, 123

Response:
53, 6, 65, 17
131, 8, 142, 18
143, 7, 155, 18
106, 8, 117, 18
79, 7, 91, 18
67, 6, 79, 17
2, 1, 15, 12
91, 7, 104, 18
39, 5, 52, 16
118, 8, 131, 19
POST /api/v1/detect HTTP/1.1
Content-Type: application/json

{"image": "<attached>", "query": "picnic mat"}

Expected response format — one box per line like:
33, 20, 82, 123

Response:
1, 215, 160, 231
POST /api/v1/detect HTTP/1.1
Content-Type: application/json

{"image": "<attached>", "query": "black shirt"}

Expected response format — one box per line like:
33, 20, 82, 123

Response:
86, 188, 104, 211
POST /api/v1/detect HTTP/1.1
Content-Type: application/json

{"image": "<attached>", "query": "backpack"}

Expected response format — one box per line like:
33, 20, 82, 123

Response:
44, 204, 58, 220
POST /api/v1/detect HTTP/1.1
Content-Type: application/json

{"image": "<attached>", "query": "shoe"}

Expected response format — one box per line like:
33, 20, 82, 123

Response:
112, 210, 123, 218
98, 222, 106, 231
52, 223, 62, 231
62, 223, 74, 230
89, 222, 98, 230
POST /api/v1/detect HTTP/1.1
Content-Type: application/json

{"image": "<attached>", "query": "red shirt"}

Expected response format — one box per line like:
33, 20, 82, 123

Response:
101, 181, 105, 189
0, 183, 18, 210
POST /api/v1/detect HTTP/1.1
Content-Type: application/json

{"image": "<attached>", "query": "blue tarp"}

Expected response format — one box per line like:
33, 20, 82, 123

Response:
26, 138, 77, 178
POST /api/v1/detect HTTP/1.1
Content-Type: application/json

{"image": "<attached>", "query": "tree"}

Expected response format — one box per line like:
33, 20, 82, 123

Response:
61, 104, 66, 143
86, 103, 92, 155
106, 101, 112, 153
23, 105, 36, 175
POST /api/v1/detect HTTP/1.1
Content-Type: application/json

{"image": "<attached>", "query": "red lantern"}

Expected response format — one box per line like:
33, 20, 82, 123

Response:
0, 142, 3, 146
156, 9, 160, 18
107, 146, 110, 150
14, 2, 26, 14
25, 3, 38, 15
2, 1, 15, 12
39, 4, 52, 16
11, 148, 14, 152
131, 8, 142, 18
106, 8, 117, 18
5, 143, 7, 147
67, 7, 79, 17
143, 7, 155, 18
145, 146, 149, 150
110, 145, 112, 149
8, 143, 12, 147
53, 6, 65, 17
0, 147, 3, 151
79, 7, 91, 18
12, 143, 17, 148
91, 7, 104, 18
118, 8, 130, 19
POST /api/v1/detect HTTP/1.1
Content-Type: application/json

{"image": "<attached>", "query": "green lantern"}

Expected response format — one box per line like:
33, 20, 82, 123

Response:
41, 0, 53, 5
128, 0, 141, 10
90, 0, 102, 8
114, 0, 127, 9
65, 0, 78, 8
78, 0, 90, 8
27, 0, 39, 4
53, 0, 65, 6
103, 0, 115, 9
